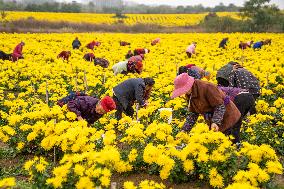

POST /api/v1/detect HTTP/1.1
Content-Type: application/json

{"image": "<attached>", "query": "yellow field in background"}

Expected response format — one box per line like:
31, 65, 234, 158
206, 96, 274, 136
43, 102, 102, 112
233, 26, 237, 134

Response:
3, 11, 241, 26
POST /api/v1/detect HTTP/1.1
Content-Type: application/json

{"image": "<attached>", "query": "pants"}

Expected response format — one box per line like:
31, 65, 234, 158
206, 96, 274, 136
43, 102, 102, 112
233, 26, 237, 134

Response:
234, 93, 256, 117
113, 95, 134, 120
224, 118, 242, 144
186, 52, 192, 58
224, 93, 256, 144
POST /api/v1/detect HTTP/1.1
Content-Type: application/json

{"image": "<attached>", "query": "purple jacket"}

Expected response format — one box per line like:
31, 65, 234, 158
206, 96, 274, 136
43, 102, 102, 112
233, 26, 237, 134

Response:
218, 86, 248, 101
67, 96, 102, 124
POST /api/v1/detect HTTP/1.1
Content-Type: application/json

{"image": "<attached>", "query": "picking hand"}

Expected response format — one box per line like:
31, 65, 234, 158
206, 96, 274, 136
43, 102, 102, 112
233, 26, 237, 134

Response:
211, 123, 219, 132
77, 116, 83, 121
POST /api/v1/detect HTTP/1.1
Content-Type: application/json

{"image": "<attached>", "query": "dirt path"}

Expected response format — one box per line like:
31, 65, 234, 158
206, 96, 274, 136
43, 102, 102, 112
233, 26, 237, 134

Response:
111, 173, 210, 189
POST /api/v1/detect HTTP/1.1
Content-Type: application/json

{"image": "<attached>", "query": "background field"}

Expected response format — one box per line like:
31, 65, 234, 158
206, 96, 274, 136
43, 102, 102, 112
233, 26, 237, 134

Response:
3, 11, 241, 27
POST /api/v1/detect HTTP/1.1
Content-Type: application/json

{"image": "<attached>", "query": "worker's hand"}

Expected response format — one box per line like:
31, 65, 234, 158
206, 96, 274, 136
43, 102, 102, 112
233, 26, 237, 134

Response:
142, 101, 148, 108
211, 123, 219, 132
77, 116, 83, 121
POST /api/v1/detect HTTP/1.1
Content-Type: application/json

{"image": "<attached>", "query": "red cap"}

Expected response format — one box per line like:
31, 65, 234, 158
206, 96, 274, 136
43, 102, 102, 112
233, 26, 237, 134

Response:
89, 53, 95, 58
100, 96, 116, 112
185, 64, 196, 69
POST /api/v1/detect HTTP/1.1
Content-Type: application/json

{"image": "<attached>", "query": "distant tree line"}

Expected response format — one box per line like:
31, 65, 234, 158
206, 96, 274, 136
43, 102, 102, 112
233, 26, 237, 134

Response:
199, 0, 284, 32
0, 0, 81, 13
0, 0, 242, 13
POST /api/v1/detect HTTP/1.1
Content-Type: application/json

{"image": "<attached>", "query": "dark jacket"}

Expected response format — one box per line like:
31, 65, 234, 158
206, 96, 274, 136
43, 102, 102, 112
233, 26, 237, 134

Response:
67, 96, 102, 124
94, 58, 109, 68
216, 62, 235, 81
219, 38, 228, 48
228, 68, 260, 96
188, 80, 241, 132
83, 53, 95, 62
0, 51, 11, 61
113, 78, 147, 109
72, 39, 81, 49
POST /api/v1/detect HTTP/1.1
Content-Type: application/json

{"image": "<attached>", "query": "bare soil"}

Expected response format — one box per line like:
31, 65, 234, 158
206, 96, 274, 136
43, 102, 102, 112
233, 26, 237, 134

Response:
0, 19, 205, 33
111, 173, 210, 189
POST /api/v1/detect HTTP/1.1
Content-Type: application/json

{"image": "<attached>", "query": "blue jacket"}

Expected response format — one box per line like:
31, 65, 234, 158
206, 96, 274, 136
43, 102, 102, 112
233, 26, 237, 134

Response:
253, 42, 263, 49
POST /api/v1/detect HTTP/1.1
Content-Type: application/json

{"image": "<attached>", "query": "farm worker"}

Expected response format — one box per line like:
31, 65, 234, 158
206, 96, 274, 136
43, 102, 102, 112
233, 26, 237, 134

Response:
57, 51, 71, 61
151, 38, 161, 46
217, 62, 260, 99
218, 86, 256, 143
219, 37, 229, 49
216, 61, 240, 87
72, 37, 81, 49
186, 42, 197, 58
247, 40, 254, 47
228, 66, 261, 99
0, 50, 12, 61
171, 73, 241, 143
120, 41, 131, 46
239, 41, 253, 49
12, 42, 25, 62
83, 53, 95, 62
86, 41, 101, 50
112, 60, 128, 75
67, 96, 116, 124
94, 57, 109, 68
253, 41, 264, 50
263, 39, 271, 45
113, 77, 155, 120
128, 54, 144, 62
125, 50, 134, 59
178, 64, 210, 80
112, 60, 143, 75
134, 48, 150, 56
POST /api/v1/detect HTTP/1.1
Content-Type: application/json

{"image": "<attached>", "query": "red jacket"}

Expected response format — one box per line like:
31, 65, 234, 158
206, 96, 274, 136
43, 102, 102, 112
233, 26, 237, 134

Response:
12, 43, 24, 61
134, 49, 145, 55
13, 43, 23, 57
86, 41, 100, 50
58, 51, 70, 61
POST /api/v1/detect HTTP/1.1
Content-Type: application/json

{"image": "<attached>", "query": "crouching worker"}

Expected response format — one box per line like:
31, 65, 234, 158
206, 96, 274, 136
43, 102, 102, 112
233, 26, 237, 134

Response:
57, 51, 71, 62
112, 60, 143, 75
134, 48, 150, 56
186, 42, 197, 58
83, 53, 95, 62
67, 95, 116, 124
151, 38, 161, 46
171, 73, 241, 144
253, 41, 264, 50
219, 37, 228, 49
94, 57, 109, 68
0, 50, 12, 61
113, 78, 155, 120
239, 41, 253, 49
178, 64, 210, 80
120, 41, 131, 46
86, 41, 101, 50
12, 42, 25, 62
